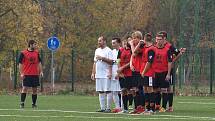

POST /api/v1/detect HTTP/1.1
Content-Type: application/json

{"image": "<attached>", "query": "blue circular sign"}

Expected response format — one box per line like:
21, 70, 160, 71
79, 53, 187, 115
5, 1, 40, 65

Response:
47, 36, 60, 51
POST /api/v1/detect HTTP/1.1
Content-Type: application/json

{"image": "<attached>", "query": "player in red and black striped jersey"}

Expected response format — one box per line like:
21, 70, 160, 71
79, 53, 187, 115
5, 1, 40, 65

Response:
152, 34, 173, 112
117, 38, 132, 113
129, 31, 145, 114
18, 40, 43, 108
134, 33, 156, 113
158, 31, 186, 112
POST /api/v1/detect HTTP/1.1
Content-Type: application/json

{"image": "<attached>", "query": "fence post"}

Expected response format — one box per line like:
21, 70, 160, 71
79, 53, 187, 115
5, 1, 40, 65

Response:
71, 48, 75, 92
210, 48, 213, 95
40, 49, 44, 92
13, 50, 19, 90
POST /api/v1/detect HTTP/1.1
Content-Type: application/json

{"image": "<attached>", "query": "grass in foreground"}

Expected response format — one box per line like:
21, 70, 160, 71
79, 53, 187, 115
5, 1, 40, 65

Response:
0, 95, 215, 121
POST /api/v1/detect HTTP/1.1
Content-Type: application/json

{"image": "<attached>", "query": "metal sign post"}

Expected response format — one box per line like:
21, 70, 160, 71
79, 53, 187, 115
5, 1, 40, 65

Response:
47, 36, 60, 93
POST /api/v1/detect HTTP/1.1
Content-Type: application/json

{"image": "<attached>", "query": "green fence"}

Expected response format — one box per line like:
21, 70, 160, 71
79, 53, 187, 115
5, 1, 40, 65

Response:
0, 47, 214, 95
175, 48, 214, 95
0, 48, 93, 93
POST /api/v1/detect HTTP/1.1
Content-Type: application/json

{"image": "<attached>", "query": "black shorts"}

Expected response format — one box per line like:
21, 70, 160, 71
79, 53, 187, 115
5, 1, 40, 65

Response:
23, 75, 40, 87
141, 76, 155, 87
154, 72, 170, 88
131, 71, 141, 88
119, 77, 133, 89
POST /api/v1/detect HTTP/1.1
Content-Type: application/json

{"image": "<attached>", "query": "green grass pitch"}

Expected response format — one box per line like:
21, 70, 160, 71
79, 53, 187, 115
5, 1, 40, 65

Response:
0, 95, 214, 121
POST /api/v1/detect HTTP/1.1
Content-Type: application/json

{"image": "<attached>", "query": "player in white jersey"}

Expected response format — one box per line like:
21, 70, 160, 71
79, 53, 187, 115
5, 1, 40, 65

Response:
110, 38, 122, 113
91, 36, 113, 112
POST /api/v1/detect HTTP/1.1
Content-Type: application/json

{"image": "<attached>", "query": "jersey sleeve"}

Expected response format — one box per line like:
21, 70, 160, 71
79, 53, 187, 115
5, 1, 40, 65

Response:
93, 49, 97, 62
147, 50, 155, 63
38, 53, 42, 63
117, 49, 121, 59
167, 49, 173, 62
18, 52, 24, 64
170, 45, 180, 56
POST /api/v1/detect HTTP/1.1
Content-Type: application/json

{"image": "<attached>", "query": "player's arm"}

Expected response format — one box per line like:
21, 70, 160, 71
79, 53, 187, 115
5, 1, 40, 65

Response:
133, 41, 144, 56
18, 53, 24, 78
166, 50, 173, 80
116, 50, 123, 76
91, 62, 96, 80
107, 64, 112, 79
38, 54, 43, 77
96, 55, 113, 65
129, 55, 135, 71
173, 47, 186, 62
141, 50, 155, 77
129, 40, 135, 54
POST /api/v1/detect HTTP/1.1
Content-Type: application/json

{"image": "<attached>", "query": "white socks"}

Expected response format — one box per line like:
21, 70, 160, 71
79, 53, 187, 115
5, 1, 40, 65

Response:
106, 93, 112, 109
99, 93, 106, 110
112, 91, 120, 109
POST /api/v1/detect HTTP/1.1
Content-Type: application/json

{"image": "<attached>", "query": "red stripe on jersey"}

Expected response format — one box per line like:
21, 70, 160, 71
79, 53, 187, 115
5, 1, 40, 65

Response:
21, 50, 40, 75
119, 48, 132, 76
140, 45, 155, 77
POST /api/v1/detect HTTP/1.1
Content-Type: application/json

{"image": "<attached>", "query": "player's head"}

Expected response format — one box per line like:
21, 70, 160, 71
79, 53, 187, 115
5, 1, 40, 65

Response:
144, 32, 152, 42
132, 31, 142, 45
158, 31, 167, 40
28, 40, 37, 50
112, 37, 121, 49
122, 38, 131, 49
156, 33, 165, 47
97, 36, 106, 48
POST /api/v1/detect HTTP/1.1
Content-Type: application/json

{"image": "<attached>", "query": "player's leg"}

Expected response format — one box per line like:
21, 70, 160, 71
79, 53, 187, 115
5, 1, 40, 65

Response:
98, 91, 106, 112
160, 72, 169, 112
105, 77, 112, 113
167, 86, 174, 112
167, 70, 175, 112
119, 77, 129, 113
31, 76, 40, 108
20, 86, 28, 108
110, 77, 121, 113
136, 73, 145, 113
112, 91, 121, 113
96, 78, 107, 112
32, 87, 38, 108
128, 92, 133, 109
148, 77, 155, 113
121, 88, 129, 112
154, 73, 161, 111
130, 72, 139, 111
148, 86, 155, 113
106, 91, 112, 112
130, 73, 144, 114
20, 76, 30, 108
127, 76, 133, 110
143, 77, 149, 112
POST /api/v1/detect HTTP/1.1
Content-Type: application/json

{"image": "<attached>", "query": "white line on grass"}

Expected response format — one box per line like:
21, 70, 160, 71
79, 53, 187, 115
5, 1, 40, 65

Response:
0, 109, 215, 120
178, 99, 215, 101
0, 114, 213, 120
178, 102, 215, 105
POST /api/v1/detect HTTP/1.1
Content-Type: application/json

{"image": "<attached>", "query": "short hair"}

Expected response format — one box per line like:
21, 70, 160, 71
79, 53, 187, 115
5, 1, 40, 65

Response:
158, 31, 167, 38
28, 40, 36, 47
144, 33, 152, 42
156, 33, 164, 39
112, 37, 121, 44
99, 36, 107, 42
132, 31, 143, 40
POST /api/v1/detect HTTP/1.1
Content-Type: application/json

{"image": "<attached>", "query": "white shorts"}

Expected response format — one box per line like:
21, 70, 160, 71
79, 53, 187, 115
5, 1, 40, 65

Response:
110, 79, 121, 91
96, 78, 111, 92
